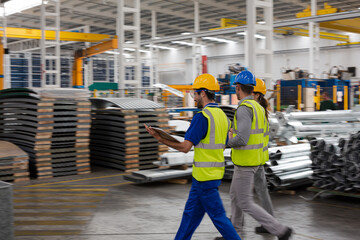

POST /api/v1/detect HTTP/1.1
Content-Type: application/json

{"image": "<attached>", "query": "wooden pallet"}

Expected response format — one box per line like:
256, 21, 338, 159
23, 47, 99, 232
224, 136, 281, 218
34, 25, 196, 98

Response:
0, 141, 30, 182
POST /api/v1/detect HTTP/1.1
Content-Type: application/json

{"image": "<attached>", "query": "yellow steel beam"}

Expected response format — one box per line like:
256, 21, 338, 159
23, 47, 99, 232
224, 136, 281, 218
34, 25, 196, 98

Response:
221, 18, 247, 27
296, 3, 338, 18
210, 18, 349, 42
80, 39, 117, 57
337, 41, 360, 46
72, 39, 118, 87
320, 19, 360, 34
275, 27, 349, 41
0, 27, 111, 42
210, 18, 246, 30
296, 3, 360, 34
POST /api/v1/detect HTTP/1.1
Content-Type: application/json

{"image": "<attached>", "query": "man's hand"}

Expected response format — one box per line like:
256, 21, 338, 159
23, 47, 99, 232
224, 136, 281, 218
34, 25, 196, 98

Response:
228, 128, 234, 140
144, 124, 162, 142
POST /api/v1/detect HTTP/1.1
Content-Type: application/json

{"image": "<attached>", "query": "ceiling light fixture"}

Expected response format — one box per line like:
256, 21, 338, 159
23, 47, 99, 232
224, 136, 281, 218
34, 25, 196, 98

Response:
105, 51, 131, 57
236, 32, 266, 39
145, 44, 176, 50
171, 41, 203, 47
202, 37, 236, 43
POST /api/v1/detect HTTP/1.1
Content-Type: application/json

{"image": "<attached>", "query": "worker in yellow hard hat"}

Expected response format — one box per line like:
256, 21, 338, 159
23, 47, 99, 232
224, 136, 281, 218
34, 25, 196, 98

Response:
253, 78, 270, 119
145, 73, 241, 240
251, 78, 275, 234
190, 73, 220, 107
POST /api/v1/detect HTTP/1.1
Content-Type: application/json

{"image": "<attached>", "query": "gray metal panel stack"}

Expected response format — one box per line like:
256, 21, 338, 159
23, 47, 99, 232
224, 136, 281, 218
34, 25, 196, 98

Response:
0, 88, 91, 179
90, 98, 169, 172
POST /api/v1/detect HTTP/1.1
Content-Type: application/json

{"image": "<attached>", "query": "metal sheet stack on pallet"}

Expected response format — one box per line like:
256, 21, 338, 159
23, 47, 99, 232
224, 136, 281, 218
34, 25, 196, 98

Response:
0, 88, 91, 179
0, 141, 29, 182
90, 98, 169, 172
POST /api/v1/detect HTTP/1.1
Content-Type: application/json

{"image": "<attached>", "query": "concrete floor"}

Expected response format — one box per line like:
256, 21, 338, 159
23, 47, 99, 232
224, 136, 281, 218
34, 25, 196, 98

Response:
12, 166, 360, 240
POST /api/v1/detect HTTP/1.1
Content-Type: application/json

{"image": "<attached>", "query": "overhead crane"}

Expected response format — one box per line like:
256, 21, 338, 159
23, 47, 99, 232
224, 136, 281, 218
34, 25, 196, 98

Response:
210, 17, 350, 42
296, 3, 360, 35
0, 27, 112, 42
72, 39, 117, 87
0, 27, 112, 89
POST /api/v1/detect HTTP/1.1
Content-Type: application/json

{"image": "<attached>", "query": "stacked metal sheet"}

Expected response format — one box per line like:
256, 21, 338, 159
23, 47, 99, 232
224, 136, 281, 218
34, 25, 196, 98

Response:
0, 141, 29, 182
0, 88, 91, 179
310, 133, 360, 192
90, 98, 169, 172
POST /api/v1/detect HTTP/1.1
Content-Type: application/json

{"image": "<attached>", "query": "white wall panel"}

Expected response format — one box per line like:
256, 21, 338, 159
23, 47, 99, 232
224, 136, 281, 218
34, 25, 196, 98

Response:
158, 35, 360, 86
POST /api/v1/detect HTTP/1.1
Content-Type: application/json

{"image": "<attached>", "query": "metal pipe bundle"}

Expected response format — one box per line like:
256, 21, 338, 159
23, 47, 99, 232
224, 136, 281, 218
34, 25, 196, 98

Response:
310, 132, 360, 193
271, 109, 360, 144
266, 144, 313, 189
266, 159, 312, 174
286, 110, 360, 122
272, 169, 313, 186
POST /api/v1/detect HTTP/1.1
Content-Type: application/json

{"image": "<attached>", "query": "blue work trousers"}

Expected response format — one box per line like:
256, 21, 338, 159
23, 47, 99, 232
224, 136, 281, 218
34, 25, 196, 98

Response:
174, 178, 241, 240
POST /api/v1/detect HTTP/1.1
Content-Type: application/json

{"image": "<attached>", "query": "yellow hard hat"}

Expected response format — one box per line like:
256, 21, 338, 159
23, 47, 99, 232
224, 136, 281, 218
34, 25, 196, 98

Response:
192, 74, 220, 91
253, 78, 266, 95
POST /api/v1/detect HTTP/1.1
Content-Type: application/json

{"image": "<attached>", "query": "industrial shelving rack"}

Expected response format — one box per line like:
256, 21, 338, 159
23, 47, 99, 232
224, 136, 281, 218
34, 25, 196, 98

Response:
9, 53, 73, 88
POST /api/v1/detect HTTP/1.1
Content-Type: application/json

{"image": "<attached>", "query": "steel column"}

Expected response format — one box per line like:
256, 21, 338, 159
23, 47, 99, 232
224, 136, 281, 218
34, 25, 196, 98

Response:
192, 0, 201, 81
40, 0, 61, 88
116, 0, 141, 97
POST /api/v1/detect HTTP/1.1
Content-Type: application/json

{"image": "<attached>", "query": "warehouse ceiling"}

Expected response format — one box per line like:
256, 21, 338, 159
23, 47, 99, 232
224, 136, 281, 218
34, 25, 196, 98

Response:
4, 0, 360, 50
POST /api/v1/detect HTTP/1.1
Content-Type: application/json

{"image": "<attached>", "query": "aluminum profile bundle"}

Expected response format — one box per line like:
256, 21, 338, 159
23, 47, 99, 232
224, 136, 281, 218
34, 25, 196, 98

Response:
273, 108, 360, 144
310, 132, 360, 192
265, 144, 313, 189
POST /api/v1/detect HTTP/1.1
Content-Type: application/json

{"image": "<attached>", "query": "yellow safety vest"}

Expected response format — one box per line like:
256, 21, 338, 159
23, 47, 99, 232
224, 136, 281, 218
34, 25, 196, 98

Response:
231, 99, 266, 166
193, 107, 230, 181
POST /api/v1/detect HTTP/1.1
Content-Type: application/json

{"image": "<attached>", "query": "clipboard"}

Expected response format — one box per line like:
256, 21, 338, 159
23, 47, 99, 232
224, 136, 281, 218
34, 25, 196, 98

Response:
151, 127, 180, 143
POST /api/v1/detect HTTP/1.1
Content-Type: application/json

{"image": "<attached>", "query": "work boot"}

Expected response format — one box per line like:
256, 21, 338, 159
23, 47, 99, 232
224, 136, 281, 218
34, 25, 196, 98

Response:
255, 225, 270, 234
278, 227, 293, 240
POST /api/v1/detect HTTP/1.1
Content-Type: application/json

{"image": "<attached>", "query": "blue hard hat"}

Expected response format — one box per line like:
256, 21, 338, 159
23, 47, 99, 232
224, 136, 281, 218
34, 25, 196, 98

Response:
233, 70, 256, 86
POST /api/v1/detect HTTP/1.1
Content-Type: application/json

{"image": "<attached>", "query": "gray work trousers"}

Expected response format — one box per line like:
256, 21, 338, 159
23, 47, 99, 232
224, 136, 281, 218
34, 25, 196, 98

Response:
230, 165, 287, 236
254, 165, 274, 216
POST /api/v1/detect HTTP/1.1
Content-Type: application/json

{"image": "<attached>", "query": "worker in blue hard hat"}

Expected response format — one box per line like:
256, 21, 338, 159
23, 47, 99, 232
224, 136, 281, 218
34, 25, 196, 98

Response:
221, 70, 293, 240
146, 73, 241, 240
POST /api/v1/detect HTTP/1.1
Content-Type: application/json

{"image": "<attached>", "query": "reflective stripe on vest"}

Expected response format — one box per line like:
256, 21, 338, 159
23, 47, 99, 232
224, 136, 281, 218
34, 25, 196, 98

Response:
196, 109, 227, 150
193, 107, 229, 181
231, 99, 266, 166
194, 161, 225, 167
